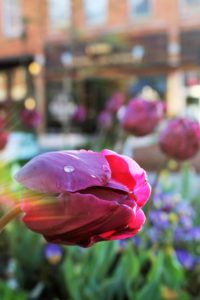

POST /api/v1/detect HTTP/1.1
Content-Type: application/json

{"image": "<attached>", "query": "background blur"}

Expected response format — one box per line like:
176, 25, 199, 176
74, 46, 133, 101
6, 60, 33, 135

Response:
0, 1, 200, 299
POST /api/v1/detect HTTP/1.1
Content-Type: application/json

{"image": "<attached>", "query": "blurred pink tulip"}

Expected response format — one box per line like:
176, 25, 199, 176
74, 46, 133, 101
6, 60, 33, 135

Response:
121, 98, 164, 136
159, 117, 200, 160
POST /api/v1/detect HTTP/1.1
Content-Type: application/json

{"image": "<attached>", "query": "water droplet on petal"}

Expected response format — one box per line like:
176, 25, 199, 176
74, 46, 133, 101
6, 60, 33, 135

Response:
91, 175, 96, 179
64, 166, 75, 173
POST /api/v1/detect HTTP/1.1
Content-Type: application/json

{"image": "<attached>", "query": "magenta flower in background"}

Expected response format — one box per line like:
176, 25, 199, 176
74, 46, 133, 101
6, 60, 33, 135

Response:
21, 109, 42, 129
0, 131, 8, 150
106, 92, 125, 113
15, 149, 151, 247
159, 118, 200, 161
98, 110, 113, 130
72, 104, 87, 123
120, 98, 164, 136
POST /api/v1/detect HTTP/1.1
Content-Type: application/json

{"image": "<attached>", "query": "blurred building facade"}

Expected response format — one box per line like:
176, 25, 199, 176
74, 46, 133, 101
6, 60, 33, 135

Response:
0, 0, 200, 134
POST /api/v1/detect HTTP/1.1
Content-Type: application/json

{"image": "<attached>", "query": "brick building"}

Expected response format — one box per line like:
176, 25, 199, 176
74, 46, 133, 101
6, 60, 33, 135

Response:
0, 0, 200, 134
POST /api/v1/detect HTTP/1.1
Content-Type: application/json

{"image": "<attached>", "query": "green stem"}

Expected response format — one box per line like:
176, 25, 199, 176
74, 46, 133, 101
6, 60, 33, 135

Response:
0, 205, 22, 233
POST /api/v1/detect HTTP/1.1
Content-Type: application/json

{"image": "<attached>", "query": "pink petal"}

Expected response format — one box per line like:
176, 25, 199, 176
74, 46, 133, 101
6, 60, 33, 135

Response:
102, 149, 151, 206
98, 208, 145, 240
102, 149, 136, 190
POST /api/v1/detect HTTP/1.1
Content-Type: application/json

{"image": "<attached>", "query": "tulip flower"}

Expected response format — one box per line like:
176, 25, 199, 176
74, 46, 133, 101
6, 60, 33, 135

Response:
21, 108, 41, 129
106, 92, 125, 113
2, 149, 151, 247
120, 98, 164, 136
72, 105, 87, 123
159, 118, 200, 160
98, 110, 113, 130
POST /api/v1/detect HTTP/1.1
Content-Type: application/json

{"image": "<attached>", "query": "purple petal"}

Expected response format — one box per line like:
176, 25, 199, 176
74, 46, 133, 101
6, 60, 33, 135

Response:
15, 150, 111, 193
22, 190, 137, 247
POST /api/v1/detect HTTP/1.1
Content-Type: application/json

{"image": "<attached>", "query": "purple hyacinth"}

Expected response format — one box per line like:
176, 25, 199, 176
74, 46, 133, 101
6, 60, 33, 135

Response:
44, 243, 64, 265
149, 210, 170, 230
175, 249, 195, 270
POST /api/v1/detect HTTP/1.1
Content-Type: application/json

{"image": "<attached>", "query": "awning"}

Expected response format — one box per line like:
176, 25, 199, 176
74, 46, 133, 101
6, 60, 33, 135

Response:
0, 55, 33, 70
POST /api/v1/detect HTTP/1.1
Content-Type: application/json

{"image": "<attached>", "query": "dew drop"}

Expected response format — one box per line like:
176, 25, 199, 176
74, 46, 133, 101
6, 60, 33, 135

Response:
91, 175, 96, 179
64, 165, 75, 173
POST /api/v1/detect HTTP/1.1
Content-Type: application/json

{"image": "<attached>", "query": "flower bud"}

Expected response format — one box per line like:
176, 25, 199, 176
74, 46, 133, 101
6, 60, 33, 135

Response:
159, 118, 200, 160
120, 98, 164, 136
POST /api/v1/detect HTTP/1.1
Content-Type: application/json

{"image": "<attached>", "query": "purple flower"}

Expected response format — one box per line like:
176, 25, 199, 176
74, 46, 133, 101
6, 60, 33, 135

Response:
44, 243, 64, 265
179, 216, 193, 229
149, 210, 170, 230
106, 92, 125, 113
159, 118, 200, 161
15, 149, 151, 247
147, 227, 161, 243
175, 249, 195, 270
98, 110, 113, 130
21, 109, 42, 129
187, 227, 200, 242
72, 105, 87, 123
120, 98, 164, 136
174, 228, 186, 242
132, 235, 141, 247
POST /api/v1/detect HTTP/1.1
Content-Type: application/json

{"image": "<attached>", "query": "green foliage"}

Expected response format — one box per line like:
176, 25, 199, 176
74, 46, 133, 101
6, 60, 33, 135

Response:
62, 242, 120, 300
0, 281, 27, 300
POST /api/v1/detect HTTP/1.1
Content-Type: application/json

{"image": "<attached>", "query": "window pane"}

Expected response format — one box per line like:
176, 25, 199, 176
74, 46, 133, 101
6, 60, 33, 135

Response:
130, 0, 151, 17
2, 0, 23, 38
48, 0, 71, 30
183, 0, 200, 4
84, 0, 107, 25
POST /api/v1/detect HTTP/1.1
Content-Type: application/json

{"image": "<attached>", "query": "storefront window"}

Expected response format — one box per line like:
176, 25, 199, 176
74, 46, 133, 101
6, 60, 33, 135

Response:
180, 0, 200, 15
2, 0, 23, 38
130, 0, 151, 18
182, 0, 200, 5
48, 0, 71, 30
84, 0, 107, 26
